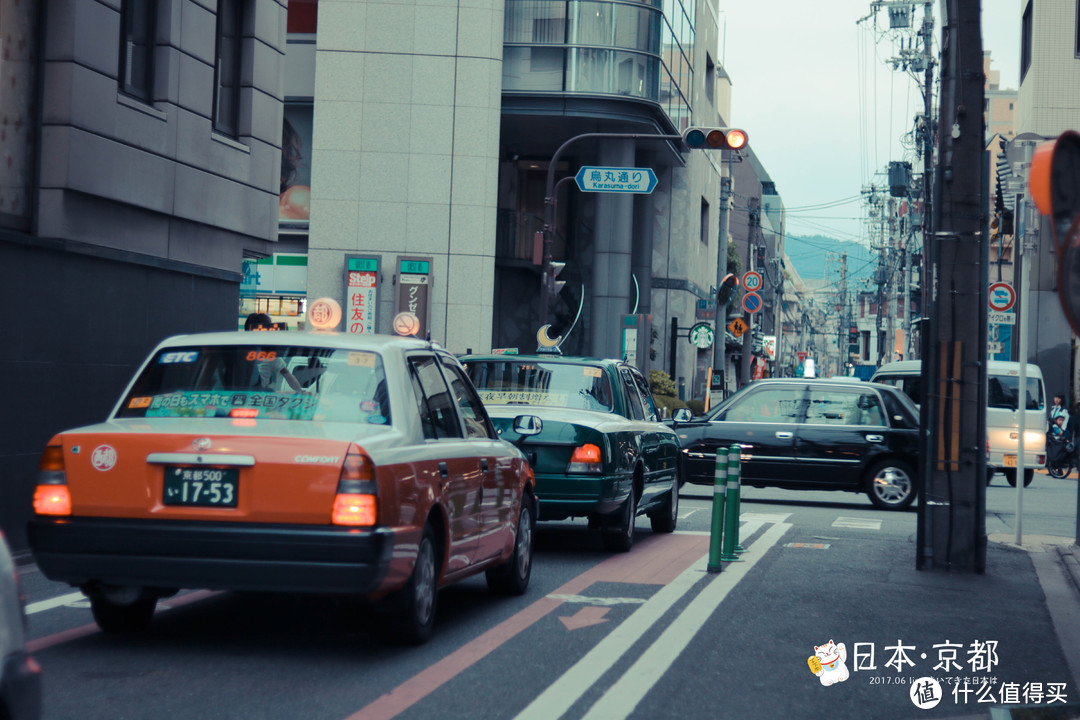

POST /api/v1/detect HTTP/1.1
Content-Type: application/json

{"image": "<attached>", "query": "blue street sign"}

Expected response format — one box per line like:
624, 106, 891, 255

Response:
742, 291, 762, 314
575, 166, 659, 194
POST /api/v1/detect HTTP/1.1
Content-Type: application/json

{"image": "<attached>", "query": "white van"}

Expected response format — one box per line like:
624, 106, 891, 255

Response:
871, 360, 1046, 487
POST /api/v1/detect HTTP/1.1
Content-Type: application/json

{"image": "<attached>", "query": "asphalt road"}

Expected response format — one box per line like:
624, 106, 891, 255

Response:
16, 475, 1080, 720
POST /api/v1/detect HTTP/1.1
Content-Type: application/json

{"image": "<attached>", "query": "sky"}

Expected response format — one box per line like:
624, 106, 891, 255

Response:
718, 0, 1022, 245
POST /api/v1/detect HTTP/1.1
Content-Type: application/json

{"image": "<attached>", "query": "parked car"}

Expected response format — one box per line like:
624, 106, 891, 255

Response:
872, 359, 1046, 487
1, 531, 42, 720
28, 332, 538, 644
672, 378, 920, 510
461, 354, 681, 551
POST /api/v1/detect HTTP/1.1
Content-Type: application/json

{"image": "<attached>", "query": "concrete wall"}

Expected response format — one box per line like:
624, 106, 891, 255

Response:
305, 0, 503, 354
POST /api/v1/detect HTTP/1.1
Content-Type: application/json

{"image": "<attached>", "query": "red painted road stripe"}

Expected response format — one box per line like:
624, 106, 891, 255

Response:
26, 590, 218, 653
347, 533, 708, 720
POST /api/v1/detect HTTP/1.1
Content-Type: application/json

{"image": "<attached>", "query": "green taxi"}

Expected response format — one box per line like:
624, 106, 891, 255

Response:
461, 354, 681, 551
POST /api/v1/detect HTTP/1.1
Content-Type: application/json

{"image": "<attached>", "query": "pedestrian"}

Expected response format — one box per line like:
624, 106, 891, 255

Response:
1049, 394, 1069, 432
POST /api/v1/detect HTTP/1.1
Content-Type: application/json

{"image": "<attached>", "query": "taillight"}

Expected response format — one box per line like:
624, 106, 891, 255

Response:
567, 443, 602, 473
35, 443, 71, 516
333, 448, 377, 526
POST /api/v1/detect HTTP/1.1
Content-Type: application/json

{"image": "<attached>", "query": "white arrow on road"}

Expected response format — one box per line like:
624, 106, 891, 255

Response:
559, 606, 611, 631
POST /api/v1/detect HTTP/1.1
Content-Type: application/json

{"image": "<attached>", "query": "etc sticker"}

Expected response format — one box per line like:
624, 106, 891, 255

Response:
348, 352, 377, 367
584, 366, 603, 378
91, 445, 118, 471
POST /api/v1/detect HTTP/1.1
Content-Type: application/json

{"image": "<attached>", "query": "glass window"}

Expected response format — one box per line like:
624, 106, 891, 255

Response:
1020, 1, 1032, 82
214, 0, 244, 136
409, 356, 463, 439
805, 388, 885, 426
721, 387, 802, 423
119, 0, 156, 100
464, 360, 614, 412
988, 374, 1044, 411
116, 345, 390, 425
620, 368, 646, 420
441, 362, 495, 439
627, 368, 660, 421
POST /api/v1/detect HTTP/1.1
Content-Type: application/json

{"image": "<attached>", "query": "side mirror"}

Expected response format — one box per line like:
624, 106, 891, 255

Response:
512, 415, 543, 436
672, 408, 693, 423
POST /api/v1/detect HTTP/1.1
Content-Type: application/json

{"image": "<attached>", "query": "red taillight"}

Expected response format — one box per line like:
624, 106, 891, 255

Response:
34, 484, 71, 516
35, 443, 71, 515
332, 493, 377, 526
333, 448, 377, 525
567, 443, 602, 473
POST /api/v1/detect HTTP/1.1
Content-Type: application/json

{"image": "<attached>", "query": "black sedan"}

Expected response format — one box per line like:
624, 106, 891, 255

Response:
671, 378, 920, 509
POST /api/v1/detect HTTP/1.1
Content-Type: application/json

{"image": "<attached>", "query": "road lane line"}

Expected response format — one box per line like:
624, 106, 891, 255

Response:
25, 591, 85, 615
511, 518, 768, 720
581, 521, 793, 720
347, 533, 708, 720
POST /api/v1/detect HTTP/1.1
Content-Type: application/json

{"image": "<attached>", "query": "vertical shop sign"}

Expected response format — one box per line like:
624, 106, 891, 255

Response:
395, 257, 432, 340
345, 256, 380, 335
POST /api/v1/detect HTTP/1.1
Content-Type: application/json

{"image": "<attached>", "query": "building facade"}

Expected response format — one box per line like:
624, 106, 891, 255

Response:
0, 0, 288, 550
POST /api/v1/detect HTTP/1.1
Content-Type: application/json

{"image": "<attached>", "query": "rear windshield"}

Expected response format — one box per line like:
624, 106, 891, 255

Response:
463, 360, 614, 412
117, 345, 391, 424
988, 374, 1044, 411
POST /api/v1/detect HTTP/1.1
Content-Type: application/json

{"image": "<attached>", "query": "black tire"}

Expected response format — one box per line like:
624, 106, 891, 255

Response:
1003, 468, 1035, 487
89, 595, 157, 634
865, 459, 916, 510
986, 467, 995, 486
649, 477, 679, 534
386, 525, 438, 645
1048, 463, 1069, 479
486, 498, 534, 595
602, 488, 637, 552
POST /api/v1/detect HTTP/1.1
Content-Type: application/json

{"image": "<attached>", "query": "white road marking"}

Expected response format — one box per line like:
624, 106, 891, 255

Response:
832, 516, 882, 530
547, 594, 646, 606
580, 522, 792, 720
514, 518, 788, 720
25, 591, 86, 615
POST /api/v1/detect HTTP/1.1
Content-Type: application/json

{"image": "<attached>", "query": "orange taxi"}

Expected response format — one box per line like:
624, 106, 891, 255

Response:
28, 331, 538, 644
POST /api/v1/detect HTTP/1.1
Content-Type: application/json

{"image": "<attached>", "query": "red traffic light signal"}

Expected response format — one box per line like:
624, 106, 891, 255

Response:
683, 127, 748, 151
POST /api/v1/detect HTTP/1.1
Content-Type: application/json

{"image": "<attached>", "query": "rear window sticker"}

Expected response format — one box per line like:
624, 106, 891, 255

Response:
348, 352, 377, 367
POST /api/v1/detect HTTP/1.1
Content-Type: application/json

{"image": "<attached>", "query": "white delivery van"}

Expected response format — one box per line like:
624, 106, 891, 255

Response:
871, 360, 1046, 487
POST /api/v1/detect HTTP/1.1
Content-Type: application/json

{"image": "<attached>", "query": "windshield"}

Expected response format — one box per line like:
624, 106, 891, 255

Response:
463, 360, 614, 412
116, 345, 391, 424
987, 374, 1044, 411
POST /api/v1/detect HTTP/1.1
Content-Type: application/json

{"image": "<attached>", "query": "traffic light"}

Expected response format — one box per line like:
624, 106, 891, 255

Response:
683, 127, 748, 151
547, 261, 567, 294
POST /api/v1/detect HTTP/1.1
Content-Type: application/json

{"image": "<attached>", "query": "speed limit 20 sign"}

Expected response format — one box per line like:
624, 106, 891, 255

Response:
742, 271, 763, 292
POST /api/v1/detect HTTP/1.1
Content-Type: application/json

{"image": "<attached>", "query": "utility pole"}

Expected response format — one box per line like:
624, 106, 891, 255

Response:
916, 0, 987, 573
710, 156, 734, 402
740, 198, 760, 385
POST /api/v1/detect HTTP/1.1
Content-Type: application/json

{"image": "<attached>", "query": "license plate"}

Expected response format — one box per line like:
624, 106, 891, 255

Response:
163, 466, 239, 507
1004, 454, 1017, 467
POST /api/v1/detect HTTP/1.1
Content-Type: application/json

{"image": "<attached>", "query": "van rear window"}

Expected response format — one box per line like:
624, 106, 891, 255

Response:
988, 374, 1044, 411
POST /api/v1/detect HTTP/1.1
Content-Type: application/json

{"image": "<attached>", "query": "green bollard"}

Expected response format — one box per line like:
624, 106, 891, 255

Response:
721, 443, 745, 561
706, 447, 728, 573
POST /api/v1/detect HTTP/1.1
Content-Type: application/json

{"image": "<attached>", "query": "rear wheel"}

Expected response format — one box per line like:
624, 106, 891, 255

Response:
602, 488, 637, 552
89, 594, 157, 634
1003, 468, 1035, 487
384, 525, 438, 644
865, 459, 916, 510
486, 498, 534, 595
649, 478, 679, 534
1048, 462, 1070, 479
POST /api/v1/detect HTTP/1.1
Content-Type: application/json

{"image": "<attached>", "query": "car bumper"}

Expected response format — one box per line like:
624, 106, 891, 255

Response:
535, 473, 630, 518
28, 517, 396, 595
1, 649, 42, 720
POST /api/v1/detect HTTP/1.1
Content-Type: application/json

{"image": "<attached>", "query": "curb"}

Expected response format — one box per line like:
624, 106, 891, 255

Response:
1056, 544, 1080, 595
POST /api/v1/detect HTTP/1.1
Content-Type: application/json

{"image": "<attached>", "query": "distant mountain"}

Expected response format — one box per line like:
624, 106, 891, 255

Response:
782, 234, 878, 290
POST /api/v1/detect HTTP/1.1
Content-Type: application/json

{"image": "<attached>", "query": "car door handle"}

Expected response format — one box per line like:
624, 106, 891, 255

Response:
775, 431, 794, 439
866, 435, 884, 443
438, 462, 449, 477
481, 458, 489, 472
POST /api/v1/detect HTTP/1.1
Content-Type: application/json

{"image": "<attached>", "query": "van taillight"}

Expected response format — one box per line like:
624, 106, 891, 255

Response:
333, 449, 377, 526
35, 443, 71, 516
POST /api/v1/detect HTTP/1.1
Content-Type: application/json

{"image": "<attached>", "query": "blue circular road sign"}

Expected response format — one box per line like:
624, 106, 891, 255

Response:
742, 291, 762, 314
